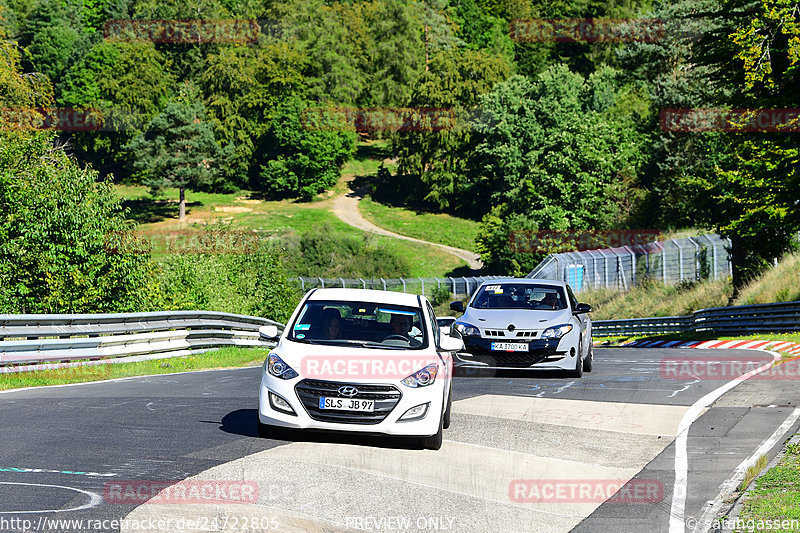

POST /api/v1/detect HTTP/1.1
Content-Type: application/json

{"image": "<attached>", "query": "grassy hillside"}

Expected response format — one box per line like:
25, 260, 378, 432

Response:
115, 184, 463, 278
358, 195, 481, 252
582, 250, 800, 320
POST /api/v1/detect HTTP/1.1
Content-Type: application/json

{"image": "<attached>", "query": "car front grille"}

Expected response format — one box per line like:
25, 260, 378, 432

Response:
295, 379, 402, 424
457, 353, 565, 368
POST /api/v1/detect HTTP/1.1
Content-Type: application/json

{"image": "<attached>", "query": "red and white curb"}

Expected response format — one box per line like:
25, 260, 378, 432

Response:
594, 338, 800, 355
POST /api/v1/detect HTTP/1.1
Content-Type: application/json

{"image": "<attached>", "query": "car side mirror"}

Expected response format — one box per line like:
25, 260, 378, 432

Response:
439, 333, 464, 352
258, 325, 280, 340
449, 301, 465, 313
574, 303, 592, 315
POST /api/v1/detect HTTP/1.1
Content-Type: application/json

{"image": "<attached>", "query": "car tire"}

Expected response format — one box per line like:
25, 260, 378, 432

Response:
442, 387, 452, 430
583, 344, 594, 372
422, 414, 444, 450
568, 350, 583, 378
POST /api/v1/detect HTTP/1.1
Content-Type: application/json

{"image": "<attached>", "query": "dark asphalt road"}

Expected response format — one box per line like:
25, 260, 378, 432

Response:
1, 347, 798, 533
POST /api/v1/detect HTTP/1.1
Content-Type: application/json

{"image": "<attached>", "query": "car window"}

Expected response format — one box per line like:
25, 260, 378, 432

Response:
565, 285, 579, 310
288, 300, 428, 349
470, 284, 568, 310
426, 301, 440, 347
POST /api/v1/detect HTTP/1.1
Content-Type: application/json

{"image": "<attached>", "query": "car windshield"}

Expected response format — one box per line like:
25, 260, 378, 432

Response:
470, 284, 568, 310
288, 300, 427, 349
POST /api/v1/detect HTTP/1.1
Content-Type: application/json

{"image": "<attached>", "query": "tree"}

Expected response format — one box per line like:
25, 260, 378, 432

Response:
200, 41, 306, 188
392, 47, 511, 214
59, 40, 174, 176
21, 0, 91, 89
258, 96, 357, 200
470, 67, 650, 272
0, 132, 156, 313
127, 87, 222, 220
690, 0, 800, 293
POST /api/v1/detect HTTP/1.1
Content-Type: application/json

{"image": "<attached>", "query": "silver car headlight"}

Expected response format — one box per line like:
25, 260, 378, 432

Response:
541, 324, 573, 339
454, 322, 480, 336
401, 363, 439, 388
266, 353, 299, 380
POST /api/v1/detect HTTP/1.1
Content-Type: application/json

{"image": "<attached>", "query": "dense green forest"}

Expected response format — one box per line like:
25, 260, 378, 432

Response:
1, 0, 798, 317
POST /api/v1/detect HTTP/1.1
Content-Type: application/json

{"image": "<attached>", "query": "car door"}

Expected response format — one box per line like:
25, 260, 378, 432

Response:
426, 300, 453, 396
565, 284, 590, 357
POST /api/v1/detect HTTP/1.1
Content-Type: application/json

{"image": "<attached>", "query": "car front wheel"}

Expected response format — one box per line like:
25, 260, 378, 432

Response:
568, 351, 583, 378
422, 414, 444, 450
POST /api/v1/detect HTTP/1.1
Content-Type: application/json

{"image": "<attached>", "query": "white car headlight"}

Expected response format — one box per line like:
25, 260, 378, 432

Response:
454, 322, 480, 336
267, 353, 299, 380
401, 363, 438, 388
541, 324, 573, 339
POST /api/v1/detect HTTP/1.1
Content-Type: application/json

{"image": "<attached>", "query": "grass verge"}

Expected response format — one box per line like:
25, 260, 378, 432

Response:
734, 438, 800, 532
0, 347, 268, 391
740, 455, 769, 492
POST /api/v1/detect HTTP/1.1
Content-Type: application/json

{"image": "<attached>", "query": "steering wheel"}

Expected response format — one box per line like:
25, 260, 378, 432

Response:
382, 334, 411, 343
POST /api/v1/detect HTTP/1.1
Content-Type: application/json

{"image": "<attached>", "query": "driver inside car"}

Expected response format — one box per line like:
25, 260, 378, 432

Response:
387, 313, 423, 346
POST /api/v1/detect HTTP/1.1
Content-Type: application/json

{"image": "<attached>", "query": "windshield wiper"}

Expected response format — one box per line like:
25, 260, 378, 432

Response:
295, 339, 406, 349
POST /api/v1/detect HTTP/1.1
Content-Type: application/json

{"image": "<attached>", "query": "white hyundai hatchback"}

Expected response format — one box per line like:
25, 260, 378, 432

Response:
257, 288, 462, 450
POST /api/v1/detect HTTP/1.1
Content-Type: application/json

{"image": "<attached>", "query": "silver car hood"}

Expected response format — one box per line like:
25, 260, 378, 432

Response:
460, 307, 572, 329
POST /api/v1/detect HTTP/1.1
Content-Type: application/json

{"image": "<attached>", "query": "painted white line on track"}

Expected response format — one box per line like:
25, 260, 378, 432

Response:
0, 482, 102, 514
668, 349, 781, 533
691, 406, 800, 533
669, 379, 700, 398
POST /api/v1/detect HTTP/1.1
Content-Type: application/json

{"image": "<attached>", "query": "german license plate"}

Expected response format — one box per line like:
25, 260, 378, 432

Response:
491, 342, 529, 352
318, 397, 375, 411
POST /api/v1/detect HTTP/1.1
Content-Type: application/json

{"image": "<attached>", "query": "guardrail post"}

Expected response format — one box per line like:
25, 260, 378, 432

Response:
450, 277, 456, 295
462, 277, 469, 296
359, 278, 366, 289
435, 277, 440, 290
401, 278, 406, 293
660, 242, 666, 284
380, 278, 386, 290
319, 277, 324, 289
419, 277, 425, 296
299, 277, 305, 291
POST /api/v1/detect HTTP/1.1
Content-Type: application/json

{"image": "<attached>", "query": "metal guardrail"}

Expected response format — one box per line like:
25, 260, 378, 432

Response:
0, 311, 284, 368
593, 301, 800, 337
295, 276, 504, 297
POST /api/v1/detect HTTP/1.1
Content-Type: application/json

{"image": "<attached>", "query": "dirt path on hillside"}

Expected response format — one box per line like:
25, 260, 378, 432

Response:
332, 180, 483, 271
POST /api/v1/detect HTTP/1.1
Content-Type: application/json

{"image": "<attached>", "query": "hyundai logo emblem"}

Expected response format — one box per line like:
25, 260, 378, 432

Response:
338, 386, 359, 397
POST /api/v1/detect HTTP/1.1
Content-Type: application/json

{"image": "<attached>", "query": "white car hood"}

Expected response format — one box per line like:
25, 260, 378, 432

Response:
461, 308, 572, 329
270, 340, 441, 384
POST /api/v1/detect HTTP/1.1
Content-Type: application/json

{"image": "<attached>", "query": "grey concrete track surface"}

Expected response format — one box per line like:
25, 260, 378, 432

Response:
1, 348, 799, 533
331, 185, 483, 270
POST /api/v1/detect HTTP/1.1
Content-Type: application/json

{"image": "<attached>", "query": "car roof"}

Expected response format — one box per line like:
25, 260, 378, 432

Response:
478, 278, 565, 287
306, 288, 422, 307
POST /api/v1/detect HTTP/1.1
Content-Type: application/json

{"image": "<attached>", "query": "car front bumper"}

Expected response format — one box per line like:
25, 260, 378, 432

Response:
456, 336, 575, 369
258, 373, 446, 437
